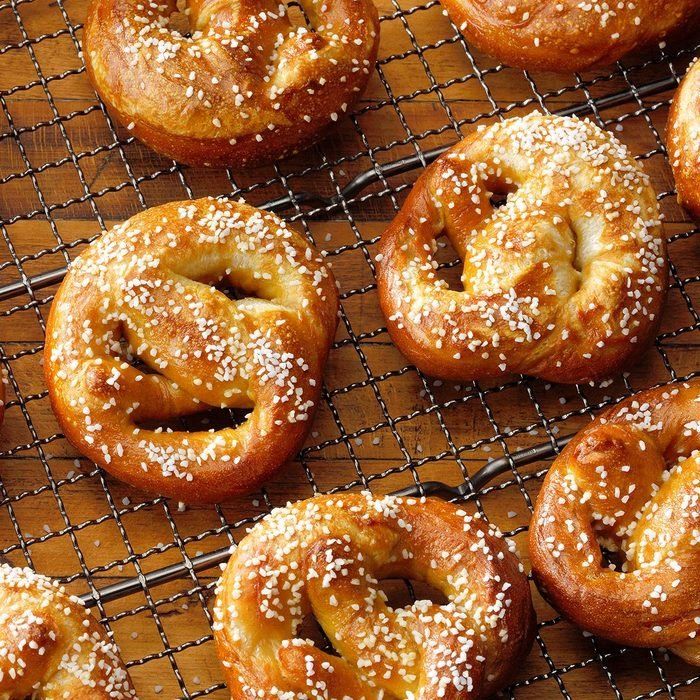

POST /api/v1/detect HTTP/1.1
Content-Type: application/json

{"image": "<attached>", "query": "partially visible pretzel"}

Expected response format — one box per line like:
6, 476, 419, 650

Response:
213, 491, 536, 699
530, 380, 700, 663
45, 197, 338, 503
375, 113, 667, 384
668, 58, 700, 219
83, 0, 379, 167
0, 563, 136, 698
439, 1, 699, 73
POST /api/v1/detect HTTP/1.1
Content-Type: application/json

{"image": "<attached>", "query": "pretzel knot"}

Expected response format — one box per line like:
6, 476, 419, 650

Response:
668, 58, 700, 219
45, 197, 339, 503
376, 113, 667, 384
83, 0, 379, 167
530, 380, 700, 664
0, 564, 135, 698
213, 492, 535, 699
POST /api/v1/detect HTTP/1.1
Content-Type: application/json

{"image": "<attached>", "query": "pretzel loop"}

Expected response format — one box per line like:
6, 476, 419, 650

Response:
530, 381, 700, 664
213, 492, 535, 699
376, 114, 667, 384
45, 198, 338, 503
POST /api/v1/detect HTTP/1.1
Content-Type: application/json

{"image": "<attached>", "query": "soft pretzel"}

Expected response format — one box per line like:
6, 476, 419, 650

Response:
213, 491, 536, 699
0, 563, 135, 698
375, 113, 667, 384
530, 380, 700, 663
83, 0, 379, 167
439, 0, 699, 72
668, 58, 700, 219
44, 197, 338, 503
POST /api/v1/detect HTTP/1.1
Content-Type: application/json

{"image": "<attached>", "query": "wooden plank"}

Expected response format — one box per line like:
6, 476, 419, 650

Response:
0, 101, 693, 232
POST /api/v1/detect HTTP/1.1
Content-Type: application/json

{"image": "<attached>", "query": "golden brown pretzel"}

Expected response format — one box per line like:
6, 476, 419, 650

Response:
0, 563, 135, 698
375, 113, 667, 384
668, 58, 700, 219
45, 197, 338, 503
83, 0, 379, 167
439, 0, 699, 72
530, 380, 700, 663
213, 491, 536, 699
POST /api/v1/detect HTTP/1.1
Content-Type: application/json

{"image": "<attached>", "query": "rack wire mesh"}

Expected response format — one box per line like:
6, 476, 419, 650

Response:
0, 0, 699, 697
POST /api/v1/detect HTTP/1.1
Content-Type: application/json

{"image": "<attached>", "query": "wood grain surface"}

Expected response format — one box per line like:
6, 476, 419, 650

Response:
0, 1, 698, 698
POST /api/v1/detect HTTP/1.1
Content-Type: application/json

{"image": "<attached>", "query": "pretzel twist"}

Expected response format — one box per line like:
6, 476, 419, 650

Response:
45, 197, 338, 503
376, 113, 667, 384
530, 380, 700, 663
0, 564, 135, 698
83, 0, 379, 167
439, 0, 699, 72
668, 58, 700, 219
213, 492, 535, 699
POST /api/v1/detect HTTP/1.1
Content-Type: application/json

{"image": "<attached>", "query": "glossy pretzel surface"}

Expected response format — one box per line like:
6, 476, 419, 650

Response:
376, 113, 667, 384
530, 380, 700, 663
439, 0, 699, 72
83, 0, 379, 167
668, 58, 700, 219
45, 197, 339, 503
214, 492, 536, 699
0, 564, 135, 698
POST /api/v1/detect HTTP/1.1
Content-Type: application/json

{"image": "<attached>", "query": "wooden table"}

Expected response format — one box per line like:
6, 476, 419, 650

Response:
0, 1, 698, 697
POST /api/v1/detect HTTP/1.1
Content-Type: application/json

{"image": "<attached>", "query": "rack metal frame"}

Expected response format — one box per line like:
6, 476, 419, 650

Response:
0, 0, 699, 697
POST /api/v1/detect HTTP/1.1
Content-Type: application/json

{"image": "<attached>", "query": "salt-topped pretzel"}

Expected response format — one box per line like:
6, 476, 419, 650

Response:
45, 197, 339, 503
0, 563, 135, 698
439, 0, 699, 73
83, 0, 379, 167
530, 380, 700, 663
668, 58, 700, 219
375, 113, 667, 384
213, 491, 536, 699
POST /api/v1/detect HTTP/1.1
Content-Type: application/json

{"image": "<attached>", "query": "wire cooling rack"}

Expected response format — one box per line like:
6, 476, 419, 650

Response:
0, 0, 699, 698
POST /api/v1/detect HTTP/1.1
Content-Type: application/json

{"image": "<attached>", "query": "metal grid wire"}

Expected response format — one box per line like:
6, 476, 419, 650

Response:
0, 0, 699, 697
